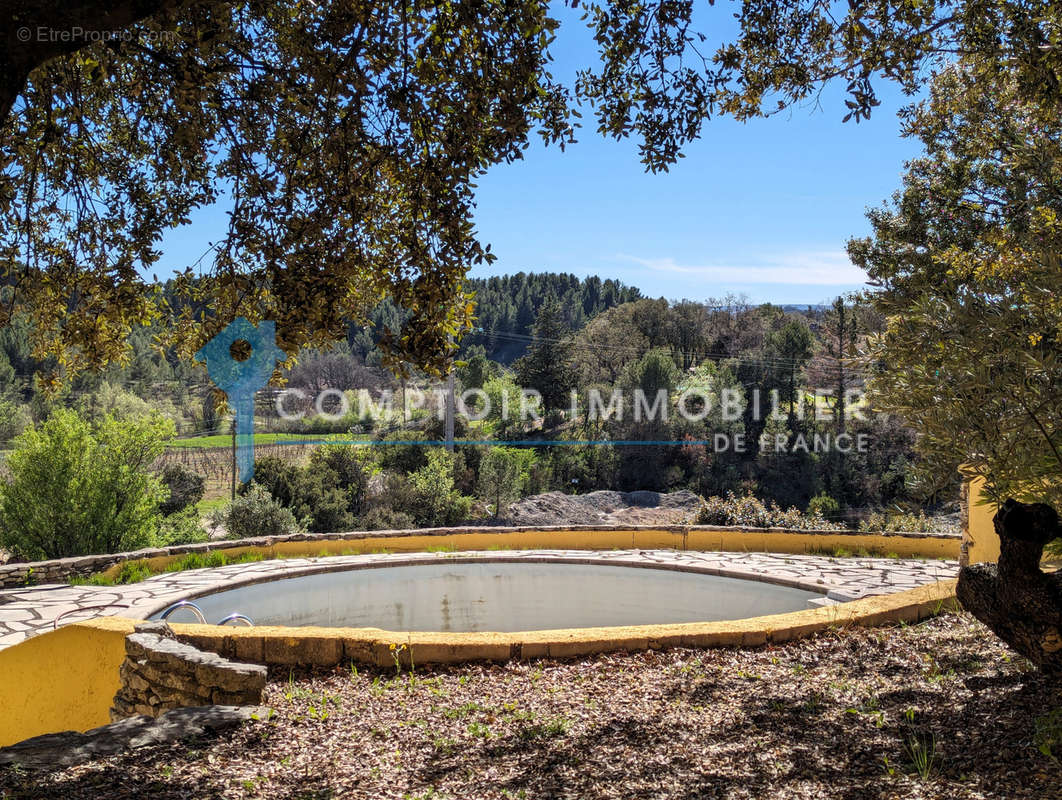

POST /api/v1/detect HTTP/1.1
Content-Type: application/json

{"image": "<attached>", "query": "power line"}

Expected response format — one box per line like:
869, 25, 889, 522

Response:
475, 328, 852, 371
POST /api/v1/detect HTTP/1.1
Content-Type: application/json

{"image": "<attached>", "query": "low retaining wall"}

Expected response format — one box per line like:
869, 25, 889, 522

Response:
111, 621, 266, 721
0, 524, 960, 588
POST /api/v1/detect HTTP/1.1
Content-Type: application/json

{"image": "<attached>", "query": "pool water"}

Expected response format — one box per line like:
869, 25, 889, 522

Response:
158, 560, 823, 632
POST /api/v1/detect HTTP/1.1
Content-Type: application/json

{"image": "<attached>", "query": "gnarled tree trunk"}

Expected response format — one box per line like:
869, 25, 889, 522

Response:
956, 498, 1062, 673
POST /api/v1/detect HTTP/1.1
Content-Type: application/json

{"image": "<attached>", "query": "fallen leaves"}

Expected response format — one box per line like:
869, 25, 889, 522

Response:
1, 613, 1060, 799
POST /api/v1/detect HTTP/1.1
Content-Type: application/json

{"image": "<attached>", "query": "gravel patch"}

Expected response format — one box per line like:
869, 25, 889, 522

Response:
504, 490, 703, 526
1, 613, 1059, 799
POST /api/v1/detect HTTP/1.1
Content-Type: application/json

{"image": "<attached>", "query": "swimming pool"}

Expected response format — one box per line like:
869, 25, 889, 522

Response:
155, 559, 824, 632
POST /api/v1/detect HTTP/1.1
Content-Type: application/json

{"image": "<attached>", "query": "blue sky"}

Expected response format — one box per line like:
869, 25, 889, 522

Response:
158, 8, 924, 306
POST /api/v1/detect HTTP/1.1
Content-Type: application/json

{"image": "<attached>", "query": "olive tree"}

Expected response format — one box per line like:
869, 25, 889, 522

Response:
850, 64, 1062, 670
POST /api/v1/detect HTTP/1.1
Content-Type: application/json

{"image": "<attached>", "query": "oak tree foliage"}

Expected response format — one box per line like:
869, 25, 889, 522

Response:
3, 0, 1061, 382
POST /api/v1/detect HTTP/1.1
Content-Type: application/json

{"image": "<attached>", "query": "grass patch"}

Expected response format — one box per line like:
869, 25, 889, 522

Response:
72, 549, 266, 586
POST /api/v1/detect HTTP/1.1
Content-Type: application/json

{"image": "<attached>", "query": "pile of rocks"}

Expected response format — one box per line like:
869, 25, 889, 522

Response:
504, 489, 704, 526
111, 621, 267, 721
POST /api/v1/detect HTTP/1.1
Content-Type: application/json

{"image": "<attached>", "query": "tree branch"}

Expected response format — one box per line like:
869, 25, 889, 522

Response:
0, 0, 191, 125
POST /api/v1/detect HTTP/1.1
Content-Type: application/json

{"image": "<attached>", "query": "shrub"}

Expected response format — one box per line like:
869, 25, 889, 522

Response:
0, 409, 173, 560
359, 505, 415, 531
210, 486, 302, 539
858, 510, 957, 534
158, 463, 206, 515
408, 450, 474, 526
697, 491, 846, 531
807, 493, 841, 518
156, 506, 208, 546
309, 444, 368, 515
368, 453, 475, 528
289, 470, 355, 532
248, 446, 367, 533
478, 446, 536, 517
0, 399, 32, 443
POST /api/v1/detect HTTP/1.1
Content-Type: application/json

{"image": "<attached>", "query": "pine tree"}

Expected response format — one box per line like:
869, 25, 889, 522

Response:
514, 299, 575, 414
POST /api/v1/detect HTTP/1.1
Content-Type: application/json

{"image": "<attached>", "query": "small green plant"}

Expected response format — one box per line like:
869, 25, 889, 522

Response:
899, 708, 938, 780
922, 655, 954, 682
1034, 709, 1062, 762
431, 736, 458, 754
443, 702, 485, 719
519, 717, 571, 741
111, 559, 155, 584
403, 788, 442, 800
283, 671, 314, 702
803, 691, 826, 713
903, 732, 937, 780
389, 641, 417, 689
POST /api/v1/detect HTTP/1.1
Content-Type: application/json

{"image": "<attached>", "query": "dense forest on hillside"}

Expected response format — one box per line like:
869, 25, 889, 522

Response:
460, 273, 643, 363
0, 273, 947, 533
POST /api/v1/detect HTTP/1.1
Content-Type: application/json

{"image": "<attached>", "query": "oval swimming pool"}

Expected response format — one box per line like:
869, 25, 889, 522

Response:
156, 560, 823, 632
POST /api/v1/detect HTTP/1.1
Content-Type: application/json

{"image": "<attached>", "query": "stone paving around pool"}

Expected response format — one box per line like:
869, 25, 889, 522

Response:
0, 549, 958, 651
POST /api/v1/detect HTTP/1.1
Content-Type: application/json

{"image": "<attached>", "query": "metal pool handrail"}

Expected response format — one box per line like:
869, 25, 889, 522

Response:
159, 600, 207, 623
217, 613, 254, 627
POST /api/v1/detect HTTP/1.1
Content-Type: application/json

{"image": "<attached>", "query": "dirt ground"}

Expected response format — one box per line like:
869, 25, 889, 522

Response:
2, 613, 1060, 800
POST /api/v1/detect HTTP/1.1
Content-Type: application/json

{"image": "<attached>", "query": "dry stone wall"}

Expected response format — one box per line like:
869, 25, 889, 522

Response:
111, 621, 267, 721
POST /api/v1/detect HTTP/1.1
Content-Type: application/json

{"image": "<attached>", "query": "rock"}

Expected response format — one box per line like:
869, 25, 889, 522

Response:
0, 706, 266, 769
195, 661, 267, 694
133, 620, 176, 639
113, 631, 267, 720
503, 489, 703, 526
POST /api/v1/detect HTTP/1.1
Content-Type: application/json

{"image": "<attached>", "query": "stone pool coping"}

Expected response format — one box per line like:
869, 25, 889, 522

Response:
0, 549, 957, 651
0, 522, 961, 589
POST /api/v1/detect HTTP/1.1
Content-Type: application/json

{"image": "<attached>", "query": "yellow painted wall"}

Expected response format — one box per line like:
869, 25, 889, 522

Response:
0, 616, 134, 748
964, 474, 1001, 564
